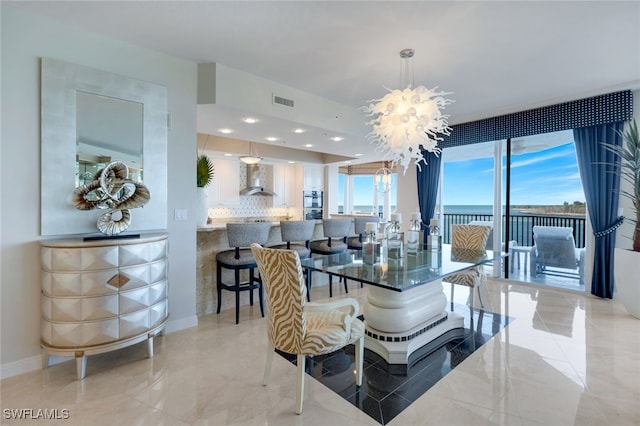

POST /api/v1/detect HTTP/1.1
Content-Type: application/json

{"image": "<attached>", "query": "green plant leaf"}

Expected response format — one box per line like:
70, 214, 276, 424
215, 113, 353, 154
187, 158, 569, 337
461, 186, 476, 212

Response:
197, 155, 214, 187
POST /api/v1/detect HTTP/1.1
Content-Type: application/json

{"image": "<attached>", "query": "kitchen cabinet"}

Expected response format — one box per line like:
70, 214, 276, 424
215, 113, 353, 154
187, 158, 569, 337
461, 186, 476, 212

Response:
40, 233, 168, 379
303, 165, 324, 190
206, 156, 240, 207
272, 164, 296, 207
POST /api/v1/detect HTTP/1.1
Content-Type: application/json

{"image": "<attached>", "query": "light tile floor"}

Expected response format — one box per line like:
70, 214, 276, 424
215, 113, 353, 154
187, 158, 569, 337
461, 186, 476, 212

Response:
2, 279, 639, 425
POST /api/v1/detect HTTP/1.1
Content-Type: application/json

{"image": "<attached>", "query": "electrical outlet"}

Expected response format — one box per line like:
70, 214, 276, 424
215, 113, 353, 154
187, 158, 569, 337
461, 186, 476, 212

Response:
174, 209, 187, 221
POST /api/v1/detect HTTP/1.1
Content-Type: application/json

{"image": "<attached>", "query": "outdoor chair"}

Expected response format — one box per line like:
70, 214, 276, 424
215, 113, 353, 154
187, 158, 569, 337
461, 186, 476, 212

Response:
530, 226, 585, 284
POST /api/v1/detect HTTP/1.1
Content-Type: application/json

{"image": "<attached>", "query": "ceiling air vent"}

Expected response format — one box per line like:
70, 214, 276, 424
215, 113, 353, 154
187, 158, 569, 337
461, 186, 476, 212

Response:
273, 94, 294, 108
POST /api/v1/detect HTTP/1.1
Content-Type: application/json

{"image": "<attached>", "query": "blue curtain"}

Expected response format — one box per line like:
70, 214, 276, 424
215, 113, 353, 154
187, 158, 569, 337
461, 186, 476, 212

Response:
416, 151, 442, 236
573, 122, 624, 299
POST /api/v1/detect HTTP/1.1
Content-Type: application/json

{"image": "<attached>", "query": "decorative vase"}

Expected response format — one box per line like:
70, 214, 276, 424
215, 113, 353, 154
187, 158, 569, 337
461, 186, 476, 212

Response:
614, 247, 640, 319
197, 188, 208, 226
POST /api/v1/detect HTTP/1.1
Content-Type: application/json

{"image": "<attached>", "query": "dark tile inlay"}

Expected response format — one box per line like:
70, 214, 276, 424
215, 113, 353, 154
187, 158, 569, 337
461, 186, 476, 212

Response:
277, 303, 513, 424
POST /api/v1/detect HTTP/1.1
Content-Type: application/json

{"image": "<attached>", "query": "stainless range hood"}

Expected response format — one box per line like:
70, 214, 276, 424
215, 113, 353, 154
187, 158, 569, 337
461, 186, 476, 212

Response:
240, 163, 276, 196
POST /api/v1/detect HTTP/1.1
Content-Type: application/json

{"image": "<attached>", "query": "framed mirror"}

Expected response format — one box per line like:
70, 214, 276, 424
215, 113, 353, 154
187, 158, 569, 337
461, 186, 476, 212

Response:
41, 58, 167, 236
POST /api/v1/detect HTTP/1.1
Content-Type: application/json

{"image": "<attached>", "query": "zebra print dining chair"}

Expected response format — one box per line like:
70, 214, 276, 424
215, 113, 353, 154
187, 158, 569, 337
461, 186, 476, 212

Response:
443, 224, 492, 313
250, 243, 364, 415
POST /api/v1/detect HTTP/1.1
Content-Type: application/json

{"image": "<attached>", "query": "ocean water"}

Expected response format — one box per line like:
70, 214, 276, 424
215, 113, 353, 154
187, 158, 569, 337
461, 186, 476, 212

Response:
343, 205, 520, 215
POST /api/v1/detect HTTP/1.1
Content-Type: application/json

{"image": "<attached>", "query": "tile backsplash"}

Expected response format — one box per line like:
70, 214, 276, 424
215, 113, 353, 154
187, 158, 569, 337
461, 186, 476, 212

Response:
208, 163, 297, 221
208, 197, 293, 220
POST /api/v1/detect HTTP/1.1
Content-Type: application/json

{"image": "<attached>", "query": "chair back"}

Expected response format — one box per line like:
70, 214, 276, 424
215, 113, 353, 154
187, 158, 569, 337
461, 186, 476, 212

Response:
353, 216, 380, 235
322, 218, 352, 238
452, 224, 491, 250
251, 244, 306, 354
469, 220, 494, 250
226, 222, 271, 248
532, 226, 579, 269
279, 220, 315, 245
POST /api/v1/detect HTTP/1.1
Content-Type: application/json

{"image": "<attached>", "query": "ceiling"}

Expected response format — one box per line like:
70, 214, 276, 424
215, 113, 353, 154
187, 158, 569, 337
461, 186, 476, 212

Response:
12, 1, 640, 164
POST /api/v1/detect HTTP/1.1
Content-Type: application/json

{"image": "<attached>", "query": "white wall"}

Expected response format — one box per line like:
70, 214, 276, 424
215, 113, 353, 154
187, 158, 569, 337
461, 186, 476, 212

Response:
1, 5, 198, 377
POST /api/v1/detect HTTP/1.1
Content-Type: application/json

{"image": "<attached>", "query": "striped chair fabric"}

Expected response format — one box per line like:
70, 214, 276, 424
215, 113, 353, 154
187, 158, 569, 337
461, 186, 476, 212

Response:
251, 243, 364, 414
443, 224, 492, 312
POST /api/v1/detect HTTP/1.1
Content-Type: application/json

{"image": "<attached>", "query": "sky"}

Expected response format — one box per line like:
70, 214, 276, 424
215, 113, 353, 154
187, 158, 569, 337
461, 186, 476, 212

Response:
339, 140, 586, 208
444, 142, 586, 206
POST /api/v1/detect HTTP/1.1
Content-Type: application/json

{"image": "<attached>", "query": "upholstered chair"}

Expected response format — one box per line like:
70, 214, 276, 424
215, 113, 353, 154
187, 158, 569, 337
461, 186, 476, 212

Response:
270, 220, 316, 260
216, 222, 271, 324
347, 216, 380, 250
309, 218, 352, 297
270, 220, 317, 302
250, 244, 364, 415
443, 224, 492, 312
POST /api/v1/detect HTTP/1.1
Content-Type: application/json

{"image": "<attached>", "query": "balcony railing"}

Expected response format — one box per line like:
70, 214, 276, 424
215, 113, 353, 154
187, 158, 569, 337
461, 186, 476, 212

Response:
442, 213, 586, 248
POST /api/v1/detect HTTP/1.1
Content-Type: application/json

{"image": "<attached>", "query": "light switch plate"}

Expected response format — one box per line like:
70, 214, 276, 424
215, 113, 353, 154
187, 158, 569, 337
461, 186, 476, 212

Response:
174, 209, 187, 221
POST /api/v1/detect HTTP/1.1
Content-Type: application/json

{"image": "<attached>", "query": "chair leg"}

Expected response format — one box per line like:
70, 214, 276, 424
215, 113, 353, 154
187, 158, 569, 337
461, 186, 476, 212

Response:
306, 270, 312, 302
249, 268, 255, 306
304, 270, 311, 302
258, 273, 265, 318
296, 354, 306, 415
476, 286, 485, 308
216, 262, 223, 314
263, 341, 275, 386
329, 275, 333, 298
235, 268, 240, 324
343, 276, 348, 294
450, 283, 455, 312
355, 337, 364, 387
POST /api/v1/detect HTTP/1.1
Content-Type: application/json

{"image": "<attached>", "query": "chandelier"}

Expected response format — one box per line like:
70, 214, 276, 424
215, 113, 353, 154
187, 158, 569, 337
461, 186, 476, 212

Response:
363, 49, 453, 174
374, 167, 392, 194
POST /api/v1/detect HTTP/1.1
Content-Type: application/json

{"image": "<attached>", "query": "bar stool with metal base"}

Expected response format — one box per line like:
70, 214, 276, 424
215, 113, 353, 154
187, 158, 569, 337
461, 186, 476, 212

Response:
309, 218, 352, 297
216, 222, 272, 324
269, 220, 316, 301
347, 216, 380, 250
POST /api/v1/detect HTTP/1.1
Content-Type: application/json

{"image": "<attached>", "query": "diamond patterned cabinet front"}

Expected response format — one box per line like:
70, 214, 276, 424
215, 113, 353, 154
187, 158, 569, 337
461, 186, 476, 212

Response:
40, 233, 169, 379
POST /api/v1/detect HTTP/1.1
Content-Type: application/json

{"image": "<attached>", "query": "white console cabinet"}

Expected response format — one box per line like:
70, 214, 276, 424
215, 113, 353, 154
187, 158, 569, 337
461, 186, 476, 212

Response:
40, 233, 168, 379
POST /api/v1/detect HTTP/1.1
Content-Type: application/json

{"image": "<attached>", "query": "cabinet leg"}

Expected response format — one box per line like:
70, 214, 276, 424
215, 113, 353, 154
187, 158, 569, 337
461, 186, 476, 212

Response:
147, 335, 154, 358
41, 351, 50, 369
75, 352, 87, 380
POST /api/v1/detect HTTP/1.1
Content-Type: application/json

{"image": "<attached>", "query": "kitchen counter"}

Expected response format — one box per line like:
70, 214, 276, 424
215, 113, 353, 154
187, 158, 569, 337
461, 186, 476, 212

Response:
196, 220, 325, 316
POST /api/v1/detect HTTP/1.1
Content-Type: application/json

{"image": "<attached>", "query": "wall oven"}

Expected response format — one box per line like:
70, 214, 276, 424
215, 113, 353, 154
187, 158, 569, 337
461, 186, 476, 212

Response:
303, 190, 323, 220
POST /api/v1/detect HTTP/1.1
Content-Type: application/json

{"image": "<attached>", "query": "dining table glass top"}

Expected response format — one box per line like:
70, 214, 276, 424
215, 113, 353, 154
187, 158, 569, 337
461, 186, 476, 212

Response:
300, 245, 504, 292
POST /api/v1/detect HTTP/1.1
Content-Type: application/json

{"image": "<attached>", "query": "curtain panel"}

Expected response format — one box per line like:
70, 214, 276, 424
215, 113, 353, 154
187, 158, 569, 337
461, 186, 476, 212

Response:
416, 151, 442, 236
574, 122, 624, 299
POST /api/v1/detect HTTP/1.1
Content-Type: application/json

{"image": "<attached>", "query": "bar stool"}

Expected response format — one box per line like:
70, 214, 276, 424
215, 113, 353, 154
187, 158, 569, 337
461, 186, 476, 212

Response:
269, 220, 316, 301
216, 222, 272, 324
270, 220, 315, 259
347, 216, 380, 250
309, 218, 351, 297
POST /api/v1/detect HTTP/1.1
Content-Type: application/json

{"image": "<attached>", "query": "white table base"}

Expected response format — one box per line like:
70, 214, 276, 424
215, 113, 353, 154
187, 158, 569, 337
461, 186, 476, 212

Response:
363, 278, 465, 373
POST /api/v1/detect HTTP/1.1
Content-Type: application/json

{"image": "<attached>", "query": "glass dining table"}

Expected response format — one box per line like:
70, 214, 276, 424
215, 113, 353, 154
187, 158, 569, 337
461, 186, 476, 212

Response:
300, 245, 504, 373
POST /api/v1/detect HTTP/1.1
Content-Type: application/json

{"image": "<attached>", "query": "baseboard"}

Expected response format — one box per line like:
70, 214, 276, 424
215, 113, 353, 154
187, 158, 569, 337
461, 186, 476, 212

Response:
0, 315, 199, 380
1, 355, 43, 380
165, 314, 198, 333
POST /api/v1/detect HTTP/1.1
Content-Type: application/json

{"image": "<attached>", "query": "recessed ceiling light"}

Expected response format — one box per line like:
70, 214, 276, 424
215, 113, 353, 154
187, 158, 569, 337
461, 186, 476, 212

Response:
304, 144, 314, 148
354, 153, 363, 156
242, 117, 259, 124
292, 128, 306, 134
288, 161, 296, 164
218, 128, 233, 134
344, 160, 352, 164
223, 153, 233, 157
265, 136, 278, 142
330, 136, 344, 142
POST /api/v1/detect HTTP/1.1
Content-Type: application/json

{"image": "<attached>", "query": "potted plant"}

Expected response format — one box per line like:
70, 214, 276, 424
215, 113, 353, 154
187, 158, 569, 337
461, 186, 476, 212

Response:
197, 154, 214, 225
604, 119, 640, 318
